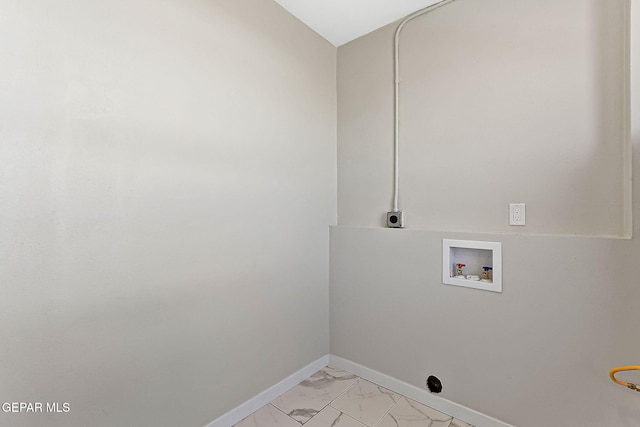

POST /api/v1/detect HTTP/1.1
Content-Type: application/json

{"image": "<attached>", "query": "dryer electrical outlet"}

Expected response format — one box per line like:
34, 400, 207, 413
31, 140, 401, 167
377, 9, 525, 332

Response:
387, 211, 405, 228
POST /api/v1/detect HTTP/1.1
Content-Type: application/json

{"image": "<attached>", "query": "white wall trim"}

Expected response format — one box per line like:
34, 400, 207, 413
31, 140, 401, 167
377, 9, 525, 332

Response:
206, 354, 512, 427
329, 355, 514, 427
205, 355, 330, 427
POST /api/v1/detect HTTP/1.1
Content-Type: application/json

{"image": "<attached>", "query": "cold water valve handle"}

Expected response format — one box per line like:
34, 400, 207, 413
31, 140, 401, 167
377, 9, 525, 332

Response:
482, 266, 493, 281
609, 366, 640, 391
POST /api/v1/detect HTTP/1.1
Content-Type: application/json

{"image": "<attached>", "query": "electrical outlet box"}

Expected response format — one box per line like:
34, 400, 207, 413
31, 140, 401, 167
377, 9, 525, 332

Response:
509, 203, 526, 226
442, 239, 502, 293
387, 211, 405, 228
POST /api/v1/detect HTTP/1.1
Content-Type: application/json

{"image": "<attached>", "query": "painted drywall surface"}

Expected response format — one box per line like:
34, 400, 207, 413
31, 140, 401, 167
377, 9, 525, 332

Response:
330, 227, 640, 426
0, 0, 336, 426
337, 0, 628, 236
332, 0, 639, 426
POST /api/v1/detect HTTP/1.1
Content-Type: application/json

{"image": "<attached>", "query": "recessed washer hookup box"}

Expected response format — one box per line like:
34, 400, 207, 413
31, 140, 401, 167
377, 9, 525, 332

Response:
442, 239, 502, 293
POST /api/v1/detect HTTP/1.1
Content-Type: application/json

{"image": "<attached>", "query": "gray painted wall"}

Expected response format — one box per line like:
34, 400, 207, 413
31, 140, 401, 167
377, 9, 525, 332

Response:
0, 1, 336, 425
337, 0, 629, 237
331, 0, 640, 426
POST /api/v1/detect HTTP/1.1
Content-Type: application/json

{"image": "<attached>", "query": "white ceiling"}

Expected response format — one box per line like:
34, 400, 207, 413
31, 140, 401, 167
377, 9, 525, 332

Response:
272, 0, 442, 46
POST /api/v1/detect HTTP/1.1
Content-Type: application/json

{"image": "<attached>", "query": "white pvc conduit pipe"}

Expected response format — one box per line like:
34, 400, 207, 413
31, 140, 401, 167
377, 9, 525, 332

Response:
392, 0, 458, 213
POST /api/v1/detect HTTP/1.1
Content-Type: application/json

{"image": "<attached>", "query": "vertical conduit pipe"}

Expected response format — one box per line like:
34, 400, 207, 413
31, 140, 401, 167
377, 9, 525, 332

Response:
392, 0, 458, 214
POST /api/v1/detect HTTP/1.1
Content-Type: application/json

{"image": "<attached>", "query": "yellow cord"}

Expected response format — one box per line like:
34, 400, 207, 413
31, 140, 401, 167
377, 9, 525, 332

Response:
610, 366, 640, 391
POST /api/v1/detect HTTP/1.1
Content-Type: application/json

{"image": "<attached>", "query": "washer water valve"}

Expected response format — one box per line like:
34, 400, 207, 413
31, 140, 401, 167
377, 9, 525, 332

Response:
455, 263, 466, 278
482, 266, 493, 282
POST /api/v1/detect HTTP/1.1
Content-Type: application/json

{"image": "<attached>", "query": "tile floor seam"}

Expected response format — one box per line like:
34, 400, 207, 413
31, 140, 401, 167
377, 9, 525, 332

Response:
326, 372, 359, 409
298, 406, 322, 426
299, 399, 341, 426
332, 367, 360, 401
331, 377, 400, 427
298, 370, 360, 426
371, 398, 399, 427
342, 411, 368, 427
316, 366, 361, 424
409, 395, 455, 427
268, 403, 301, 426
232, 365, 475, 427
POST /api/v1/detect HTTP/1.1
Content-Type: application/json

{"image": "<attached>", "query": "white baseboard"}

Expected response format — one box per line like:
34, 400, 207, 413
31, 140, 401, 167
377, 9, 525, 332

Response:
206, 354, 512, 427
205, 355, 330, 427
329, 355, 513, 427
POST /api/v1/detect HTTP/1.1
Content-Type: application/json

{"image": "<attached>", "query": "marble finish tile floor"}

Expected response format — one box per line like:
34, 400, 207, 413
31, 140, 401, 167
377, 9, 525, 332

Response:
233, 366, 474, 427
